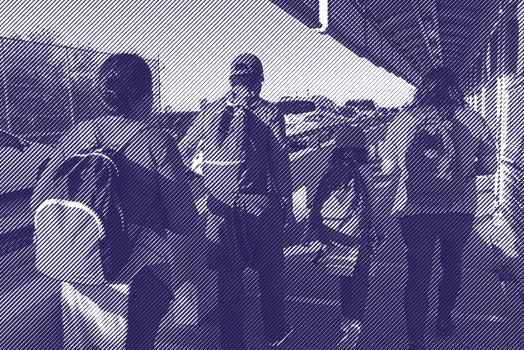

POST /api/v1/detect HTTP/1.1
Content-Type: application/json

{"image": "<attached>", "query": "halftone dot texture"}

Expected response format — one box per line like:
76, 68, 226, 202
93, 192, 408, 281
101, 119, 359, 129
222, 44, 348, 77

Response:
0, 1, 522, 350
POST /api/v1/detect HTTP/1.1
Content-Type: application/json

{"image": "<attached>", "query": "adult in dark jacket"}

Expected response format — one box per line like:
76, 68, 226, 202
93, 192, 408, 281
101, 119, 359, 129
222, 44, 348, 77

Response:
179, 53, 294, 349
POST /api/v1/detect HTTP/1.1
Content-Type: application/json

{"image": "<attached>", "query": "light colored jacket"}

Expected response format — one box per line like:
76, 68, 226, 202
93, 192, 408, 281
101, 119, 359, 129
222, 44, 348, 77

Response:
381, 105, 497, 217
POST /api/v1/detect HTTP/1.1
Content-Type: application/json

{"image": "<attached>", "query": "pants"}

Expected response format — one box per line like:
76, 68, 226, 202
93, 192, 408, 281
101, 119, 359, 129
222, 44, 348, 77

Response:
399, 213, 474, 343
125, 265, 173, 350
123, 225, 211, 349
209, 196, 288, 350
339, 247, 372, 321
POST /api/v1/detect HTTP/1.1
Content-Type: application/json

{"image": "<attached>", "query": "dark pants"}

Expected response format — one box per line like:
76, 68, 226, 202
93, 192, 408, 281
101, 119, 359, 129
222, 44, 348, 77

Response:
125, 265, 173, 350
399, 213, 474, 344
339, 247, 372, 321
211, 197, 288, 350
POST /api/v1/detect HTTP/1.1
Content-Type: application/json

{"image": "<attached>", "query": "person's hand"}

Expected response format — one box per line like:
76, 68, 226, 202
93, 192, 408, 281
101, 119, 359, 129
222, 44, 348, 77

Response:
368, 225, 385, 249
227, 85, 255, 108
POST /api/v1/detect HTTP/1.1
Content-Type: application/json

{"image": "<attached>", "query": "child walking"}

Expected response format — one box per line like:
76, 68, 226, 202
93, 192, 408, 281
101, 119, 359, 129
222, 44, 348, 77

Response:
309, 125, 380, 349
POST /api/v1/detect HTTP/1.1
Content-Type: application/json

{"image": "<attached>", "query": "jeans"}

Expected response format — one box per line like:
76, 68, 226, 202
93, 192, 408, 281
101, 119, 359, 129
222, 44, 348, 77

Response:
399, 213, 474, 344
211, 196, 289, 350
338, 247, 372, 321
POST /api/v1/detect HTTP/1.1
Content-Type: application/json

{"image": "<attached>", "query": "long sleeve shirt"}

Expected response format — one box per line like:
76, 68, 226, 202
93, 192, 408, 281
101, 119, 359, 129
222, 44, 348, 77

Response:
178, 97, 293, 201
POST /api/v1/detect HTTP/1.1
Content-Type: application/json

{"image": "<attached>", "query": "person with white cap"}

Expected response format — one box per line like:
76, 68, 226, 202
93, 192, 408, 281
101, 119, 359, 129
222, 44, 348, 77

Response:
309, 123, 382, 349
179, 53, 294, 349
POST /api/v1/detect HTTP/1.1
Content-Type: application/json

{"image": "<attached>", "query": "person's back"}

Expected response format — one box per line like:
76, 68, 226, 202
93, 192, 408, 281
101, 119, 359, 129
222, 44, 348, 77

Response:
55, 115, 198, 238
381, 66, 497, 350
383, 103, 496, 217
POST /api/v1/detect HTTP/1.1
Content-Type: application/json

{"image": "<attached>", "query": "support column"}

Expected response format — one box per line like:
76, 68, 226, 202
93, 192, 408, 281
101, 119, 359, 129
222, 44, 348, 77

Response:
502, 0, 524, 291
507, 0, 524, 162
518, 0, 524, 76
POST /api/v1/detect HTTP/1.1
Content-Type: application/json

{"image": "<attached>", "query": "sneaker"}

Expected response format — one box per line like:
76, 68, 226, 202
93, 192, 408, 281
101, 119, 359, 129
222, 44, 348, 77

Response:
435, 313, 455, 337
336, 319, 362, 349
267, 326, 294, 347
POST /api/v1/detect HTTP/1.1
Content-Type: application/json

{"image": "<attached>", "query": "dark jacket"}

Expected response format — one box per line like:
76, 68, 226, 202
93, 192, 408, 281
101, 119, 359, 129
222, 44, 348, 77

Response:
178, 97, 293, 200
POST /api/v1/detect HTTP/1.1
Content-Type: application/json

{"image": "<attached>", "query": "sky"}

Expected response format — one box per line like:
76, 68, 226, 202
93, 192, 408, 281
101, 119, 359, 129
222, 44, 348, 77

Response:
0, 0, 415, 111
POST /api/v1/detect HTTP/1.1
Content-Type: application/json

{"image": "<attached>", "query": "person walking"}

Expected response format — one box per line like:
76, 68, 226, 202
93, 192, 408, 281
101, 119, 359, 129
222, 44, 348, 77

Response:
32, 53, 205, 349
381, 66, 497, 350
309, 124, 382, 349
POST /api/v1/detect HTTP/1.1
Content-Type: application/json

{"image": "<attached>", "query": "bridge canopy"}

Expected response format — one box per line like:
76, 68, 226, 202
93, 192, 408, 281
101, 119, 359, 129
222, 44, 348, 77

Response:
271, 0, 514, 92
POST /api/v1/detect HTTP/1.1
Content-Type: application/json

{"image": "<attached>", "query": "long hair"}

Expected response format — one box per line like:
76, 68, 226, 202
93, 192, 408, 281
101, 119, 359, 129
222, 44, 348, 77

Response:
98, 53, 153, 115
413, 66, 465, 111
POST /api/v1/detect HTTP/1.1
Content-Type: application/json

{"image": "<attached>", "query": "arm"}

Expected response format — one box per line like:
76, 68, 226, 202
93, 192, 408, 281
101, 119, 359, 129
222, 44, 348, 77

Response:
380, 120, 399, 176
151, 131, 200, 236
177, 107, 208, 170
268, 110, 293, 201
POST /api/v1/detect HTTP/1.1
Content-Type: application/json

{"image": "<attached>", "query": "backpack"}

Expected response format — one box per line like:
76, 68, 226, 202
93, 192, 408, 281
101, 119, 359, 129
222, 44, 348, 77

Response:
310, 156, 372, 276
405, 108, 465, 208
310, 157, 371, 247
32, 127, 145, 285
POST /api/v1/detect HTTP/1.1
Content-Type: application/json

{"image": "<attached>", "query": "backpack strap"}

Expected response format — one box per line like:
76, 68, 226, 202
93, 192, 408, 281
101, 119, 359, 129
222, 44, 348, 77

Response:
115, 126, 151, 155
91, 120, 151, 155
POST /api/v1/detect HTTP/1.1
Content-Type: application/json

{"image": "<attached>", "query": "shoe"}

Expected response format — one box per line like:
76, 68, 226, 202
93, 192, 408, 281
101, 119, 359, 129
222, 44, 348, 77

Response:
407, 340, 426, 350
336, 319, 362, 349
267, 326, 294, 347
435, 313, 455, 337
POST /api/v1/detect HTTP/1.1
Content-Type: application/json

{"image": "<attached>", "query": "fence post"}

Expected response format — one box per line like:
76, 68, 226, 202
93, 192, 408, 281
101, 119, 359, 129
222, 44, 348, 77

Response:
0, 38, 12, 133
64, 47, 76, 127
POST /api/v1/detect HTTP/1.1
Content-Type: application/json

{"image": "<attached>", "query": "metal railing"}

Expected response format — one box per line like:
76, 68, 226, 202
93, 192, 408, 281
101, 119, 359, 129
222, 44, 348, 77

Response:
0, 36, 161, 137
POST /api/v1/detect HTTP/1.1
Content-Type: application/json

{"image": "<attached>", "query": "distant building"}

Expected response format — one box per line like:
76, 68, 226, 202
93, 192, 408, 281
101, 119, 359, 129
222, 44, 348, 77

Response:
0, 35, 161, 135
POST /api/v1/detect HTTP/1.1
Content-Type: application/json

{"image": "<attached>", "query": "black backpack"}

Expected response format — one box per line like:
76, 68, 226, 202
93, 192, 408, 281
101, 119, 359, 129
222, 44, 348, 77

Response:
32, 128, 144, 285
309, 150, 373, 276
405, 109, 465, 208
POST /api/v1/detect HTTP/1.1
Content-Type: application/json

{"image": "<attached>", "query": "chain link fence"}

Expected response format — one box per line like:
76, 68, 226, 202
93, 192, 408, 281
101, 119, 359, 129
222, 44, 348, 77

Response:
0, 37, 161, 138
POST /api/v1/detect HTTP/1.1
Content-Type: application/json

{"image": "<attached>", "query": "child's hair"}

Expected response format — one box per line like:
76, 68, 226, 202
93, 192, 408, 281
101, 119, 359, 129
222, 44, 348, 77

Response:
98, 53, 153, 115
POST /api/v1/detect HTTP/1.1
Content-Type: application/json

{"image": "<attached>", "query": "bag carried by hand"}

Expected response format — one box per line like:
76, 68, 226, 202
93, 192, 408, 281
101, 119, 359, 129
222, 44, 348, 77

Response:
32, 128, 145, 285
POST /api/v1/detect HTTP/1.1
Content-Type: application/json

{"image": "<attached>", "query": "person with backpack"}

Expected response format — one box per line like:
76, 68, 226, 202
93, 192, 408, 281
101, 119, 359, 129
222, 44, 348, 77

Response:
496, 135, 524, 304
381, 66, 497, 350
178, 53, 294, 349
31, 53, 203, 349
309, 124, 381, 350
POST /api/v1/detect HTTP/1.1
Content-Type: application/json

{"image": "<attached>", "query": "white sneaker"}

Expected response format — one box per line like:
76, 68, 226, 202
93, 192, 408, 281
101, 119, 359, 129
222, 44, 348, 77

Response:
268, 327, 294, 347
336, 319, 362, 350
